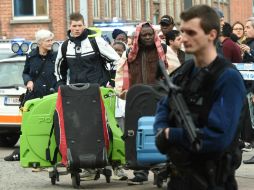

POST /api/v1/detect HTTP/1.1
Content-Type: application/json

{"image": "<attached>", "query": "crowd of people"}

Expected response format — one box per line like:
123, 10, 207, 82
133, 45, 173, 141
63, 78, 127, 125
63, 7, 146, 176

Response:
3, 4, 254, 189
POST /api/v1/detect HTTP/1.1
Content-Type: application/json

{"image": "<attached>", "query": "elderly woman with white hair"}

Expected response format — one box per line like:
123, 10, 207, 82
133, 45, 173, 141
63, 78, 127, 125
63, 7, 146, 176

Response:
4, 29, 57, 161
22, 29, 57, 98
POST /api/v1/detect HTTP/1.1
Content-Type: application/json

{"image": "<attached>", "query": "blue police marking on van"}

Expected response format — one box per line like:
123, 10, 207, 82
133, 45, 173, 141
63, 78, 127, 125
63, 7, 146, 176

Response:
233, 63, 254, 80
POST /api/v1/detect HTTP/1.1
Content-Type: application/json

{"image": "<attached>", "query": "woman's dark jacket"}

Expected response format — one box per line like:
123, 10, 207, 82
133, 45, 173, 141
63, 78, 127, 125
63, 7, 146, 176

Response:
22, 48, 57, 98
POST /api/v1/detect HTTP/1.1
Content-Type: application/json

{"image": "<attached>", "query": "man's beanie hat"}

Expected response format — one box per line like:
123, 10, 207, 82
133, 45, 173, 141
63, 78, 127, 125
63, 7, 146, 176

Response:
213, 8, 224, 18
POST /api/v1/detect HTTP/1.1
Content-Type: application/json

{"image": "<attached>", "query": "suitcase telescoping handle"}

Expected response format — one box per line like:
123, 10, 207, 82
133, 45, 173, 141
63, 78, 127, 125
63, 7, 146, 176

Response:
69, 83, 90, 90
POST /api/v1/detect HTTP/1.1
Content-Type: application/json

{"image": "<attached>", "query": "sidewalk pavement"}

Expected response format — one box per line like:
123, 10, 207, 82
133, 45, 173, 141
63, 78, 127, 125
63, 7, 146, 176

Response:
236, 150, 254, 190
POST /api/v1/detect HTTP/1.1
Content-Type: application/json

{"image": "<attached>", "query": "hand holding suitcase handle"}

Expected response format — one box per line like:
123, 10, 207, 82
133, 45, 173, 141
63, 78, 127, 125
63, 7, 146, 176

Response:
69, 83, 91, 90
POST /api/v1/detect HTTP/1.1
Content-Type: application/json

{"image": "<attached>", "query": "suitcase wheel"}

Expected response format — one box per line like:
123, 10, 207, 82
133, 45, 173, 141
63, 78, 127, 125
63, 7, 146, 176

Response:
103, 167, 112, 183
94, 170, 100, 180
156, 178, 163, 188
71, 172, 80, 188
51, 176, 56, 185
153, 173, 164, 188
106, 175, 110, 183
49, 166, 59, 185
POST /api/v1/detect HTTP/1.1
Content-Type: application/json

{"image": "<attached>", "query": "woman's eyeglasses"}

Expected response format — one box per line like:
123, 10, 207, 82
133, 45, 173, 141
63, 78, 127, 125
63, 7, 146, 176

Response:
233, 28, 243, 31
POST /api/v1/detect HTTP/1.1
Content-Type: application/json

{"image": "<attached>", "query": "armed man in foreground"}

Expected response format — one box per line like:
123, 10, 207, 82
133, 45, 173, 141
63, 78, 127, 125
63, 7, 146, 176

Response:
154, 5, 246, 190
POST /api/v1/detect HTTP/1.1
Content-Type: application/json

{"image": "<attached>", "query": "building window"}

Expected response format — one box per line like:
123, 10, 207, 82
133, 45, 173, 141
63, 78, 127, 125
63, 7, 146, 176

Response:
104, 0, 112, 18
145, 0, 150, 21
168, 0, 174, 18
115, 0, 122, 18
126, 0, 132, 19
93, 0, 100, 18
160, 0, 166, 16
69, 0, 76, 13
13, 0, 48, 18
136, 0, 141, 20
175, 0, 181, 23
207, 0, 212, 6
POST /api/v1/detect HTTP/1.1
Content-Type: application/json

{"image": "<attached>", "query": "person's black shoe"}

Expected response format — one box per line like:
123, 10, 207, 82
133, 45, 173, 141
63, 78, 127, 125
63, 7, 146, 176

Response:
243, 156, 254, 164
4, 148, 20, 161
127, 175, 148, 185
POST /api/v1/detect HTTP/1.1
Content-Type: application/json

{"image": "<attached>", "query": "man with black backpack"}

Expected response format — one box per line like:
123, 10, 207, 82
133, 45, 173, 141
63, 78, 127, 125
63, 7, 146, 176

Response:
154, 5, 246, 190
55, 12, 119, 88
54, 13, 119, 180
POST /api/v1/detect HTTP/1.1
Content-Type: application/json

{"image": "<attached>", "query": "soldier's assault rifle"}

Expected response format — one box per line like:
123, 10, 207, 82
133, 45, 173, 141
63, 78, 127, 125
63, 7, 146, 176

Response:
158, 60, 201, 152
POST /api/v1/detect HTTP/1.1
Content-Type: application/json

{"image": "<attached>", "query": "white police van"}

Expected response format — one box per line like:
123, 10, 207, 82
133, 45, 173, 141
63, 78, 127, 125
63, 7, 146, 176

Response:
0, 38, 61, 147
0, 55, 26, 147
0, 39, 26, 147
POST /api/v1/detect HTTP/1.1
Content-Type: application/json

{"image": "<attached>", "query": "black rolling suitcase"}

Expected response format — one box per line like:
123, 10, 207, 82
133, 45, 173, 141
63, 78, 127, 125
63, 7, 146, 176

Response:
124, 84, 167, 169
50, 83, 110, 187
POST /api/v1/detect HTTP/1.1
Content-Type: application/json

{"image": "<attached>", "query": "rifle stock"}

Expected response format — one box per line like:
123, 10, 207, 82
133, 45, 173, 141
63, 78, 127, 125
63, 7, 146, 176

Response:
158, 60, 201, 151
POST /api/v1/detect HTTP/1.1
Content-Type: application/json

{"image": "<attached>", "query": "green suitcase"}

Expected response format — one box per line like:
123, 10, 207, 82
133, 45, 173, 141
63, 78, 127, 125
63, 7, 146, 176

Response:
100, 87, 125, 165
20, 93, 60, 168
20, 88, 125, 167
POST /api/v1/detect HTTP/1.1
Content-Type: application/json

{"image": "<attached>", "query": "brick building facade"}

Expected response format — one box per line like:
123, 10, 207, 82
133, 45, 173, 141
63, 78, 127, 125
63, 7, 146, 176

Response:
0, 0, 252, 41
230, 0, 253, 25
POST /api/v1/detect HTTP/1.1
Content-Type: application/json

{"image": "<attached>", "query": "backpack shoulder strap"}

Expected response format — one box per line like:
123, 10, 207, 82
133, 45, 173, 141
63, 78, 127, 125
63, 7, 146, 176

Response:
170, 59, 195, 81
89, 37, 109, 69
61, 39, 69, 60
207, 56, 233, 84
161, 43, 167, 54
126, 48, 131, 58
88, 37, 100, 55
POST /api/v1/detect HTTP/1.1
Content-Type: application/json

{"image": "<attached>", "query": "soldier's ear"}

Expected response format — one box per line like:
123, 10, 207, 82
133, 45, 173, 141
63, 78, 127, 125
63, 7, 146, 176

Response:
208, 29, 218, 42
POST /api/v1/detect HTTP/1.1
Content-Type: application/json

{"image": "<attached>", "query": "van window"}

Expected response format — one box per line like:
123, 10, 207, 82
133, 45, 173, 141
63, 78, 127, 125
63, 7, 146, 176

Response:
0, 62, 24, 86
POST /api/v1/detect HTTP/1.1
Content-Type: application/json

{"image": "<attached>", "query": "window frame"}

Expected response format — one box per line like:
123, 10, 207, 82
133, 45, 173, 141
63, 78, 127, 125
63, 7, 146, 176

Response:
126, 0, 132, 20
160, 0, 166, 16
145, 0, 150, 21
68, 0, 76, 13
93, 0, 100, 18
115, 0, 122, 18
136, 0, 141, 20
104, 0, 112, 19
12, 0, 49, 21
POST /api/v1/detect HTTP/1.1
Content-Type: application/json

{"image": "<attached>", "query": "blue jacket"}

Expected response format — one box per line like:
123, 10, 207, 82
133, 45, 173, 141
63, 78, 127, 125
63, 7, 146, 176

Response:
23, 48, 57, 98
154, 62, 246, 154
